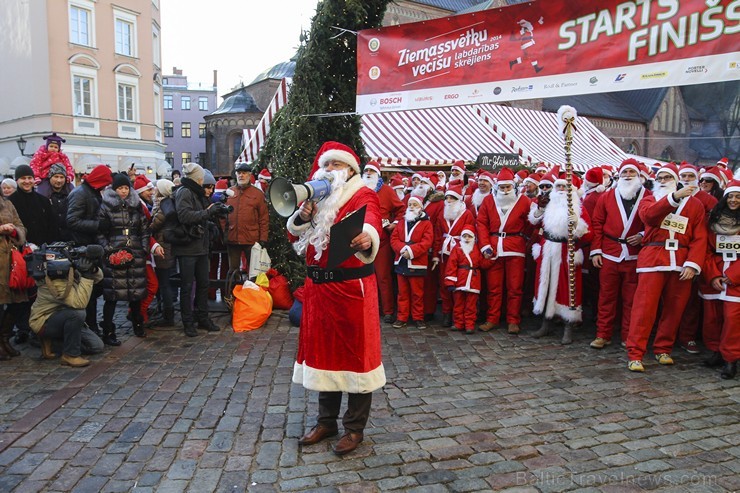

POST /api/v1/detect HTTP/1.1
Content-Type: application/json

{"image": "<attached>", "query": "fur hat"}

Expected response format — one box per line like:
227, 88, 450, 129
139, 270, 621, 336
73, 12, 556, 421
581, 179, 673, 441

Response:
15, 164, 34, 180
724, 179, 740, 196
445, 183, 464, 200
182, 162, 205, 183
112, 173, 132, 190
316, 141, 361, 174
134, 175, 154, 194
156, 179, 174, 198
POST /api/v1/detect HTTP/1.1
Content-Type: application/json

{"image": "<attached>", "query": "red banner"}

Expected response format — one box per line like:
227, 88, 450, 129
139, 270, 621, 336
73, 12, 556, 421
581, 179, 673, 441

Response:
357, 0, 740, 114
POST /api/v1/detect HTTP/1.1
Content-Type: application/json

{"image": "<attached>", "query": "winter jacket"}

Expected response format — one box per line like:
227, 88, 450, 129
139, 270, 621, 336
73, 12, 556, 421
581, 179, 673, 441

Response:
0, 198, 29, 304
97, 188, 150, 301
29, 269, 103, 334
149, 197, 178, 270
8, 189, 57, 245
67, 182, 103, 246
173, 178, 210, 257
225, 184, 269, 245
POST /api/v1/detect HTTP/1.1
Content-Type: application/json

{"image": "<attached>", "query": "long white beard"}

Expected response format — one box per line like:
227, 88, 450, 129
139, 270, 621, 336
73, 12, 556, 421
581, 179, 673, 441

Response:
543, 189, 581, 238
617, 177, 642, 200
495, 190, 517, 211
652, 182, 677, 202
411, 184, 430, 200
395, 188, 405, 200
680, 179, 698, 189
437, 174, 447, 188
404, 208, 421, 222
460, 239, 475, 255
363, 173, 379, 190
471, 189, 489, 209
444, 200, 465, 221
294, 168, 350, 261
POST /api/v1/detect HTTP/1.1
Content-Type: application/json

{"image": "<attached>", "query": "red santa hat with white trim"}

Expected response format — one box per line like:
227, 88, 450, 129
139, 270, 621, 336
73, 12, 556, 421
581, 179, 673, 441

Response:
540, 165, 560, 186
364, 161, 381, 175
215, 178, 235, 196
678, 162, 699, 178
720, 167, 734, 184
445, 182, 464, 200
700, 167, 726, 188
460, 227, 476, 239
451, 160, 466, 174
725, 179, 740, 196
496, 167, 516, 187
583, 167, 605, 193
523, 172, 542, 187
257, 169, 272, 181
421, 172, 439, 189
534, 163, 549, 174
134, 175, 154, 194
601, 164, 615, 176
515, 169, 528, 184
478, 171, 496, 187
618, 158, 641, 175
308, 141, 361, 179
407, 195, 424, 207
657, 163, 680, 181
389, 173, 404, 189
716, 157, 729, 169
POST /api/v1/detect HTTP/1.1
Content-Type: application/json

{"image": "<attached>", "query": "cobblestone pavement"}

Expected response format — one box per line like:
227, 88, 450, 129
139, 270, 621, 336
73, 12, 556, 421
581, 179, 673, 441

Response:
0, 307, 738, 493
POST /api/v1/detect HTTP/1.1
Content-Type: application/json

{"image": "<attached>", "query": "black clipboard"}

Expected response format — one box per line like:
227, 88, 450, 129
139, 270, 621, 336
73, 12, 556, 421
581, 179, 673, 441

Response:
326, 205, 367, 269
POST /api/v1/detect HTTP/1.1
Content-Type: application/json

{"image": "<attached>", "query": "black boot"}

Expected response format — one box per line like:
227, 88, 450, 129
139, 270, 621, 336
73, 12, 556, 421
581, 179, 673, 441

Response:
133, 318, 146, 338
198, 319, 220, 332
704, 352, 724, 368
442, 313, 453, 328
0, 311, 20, 357
183, 324, 198, 337
102, 323, 121, 347
148, 308, 175, 328
720, 361, 737, 380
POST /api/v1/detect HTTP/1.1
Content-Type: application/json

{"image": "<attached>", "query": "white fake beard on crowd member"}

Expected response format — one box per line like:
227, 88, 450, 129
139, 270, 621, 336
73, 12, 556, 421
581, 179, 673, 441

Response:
652, 180, 677, 202
680, 178, 698, 189
460, 237, 475, 255
543, 187, 581, 238
411, 184, 430, 201
395, 188, 405, 200
294, 167, 351, 261
404, 207, 422, 222
444, 199, 466, 221
495, 188, 517, 211
471, 188, 489, 209
617, 175, 642, 200
447, 176, 463, 186
362, 172, 379, 190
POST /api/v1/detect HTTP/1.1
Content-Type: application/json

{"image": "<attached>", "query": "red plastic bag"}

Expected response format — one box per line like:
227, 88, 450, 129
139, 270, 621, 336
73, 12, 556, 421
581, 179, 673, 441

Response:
268, 273, 294, 310
232, 281, 273, 332
9, 246, 35, 290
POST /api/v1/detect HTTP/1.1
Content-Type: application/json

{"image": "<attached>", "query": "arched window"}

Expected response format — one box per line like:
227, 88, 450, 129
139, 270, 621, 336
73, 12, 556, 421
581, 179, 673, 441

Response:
627, 141, 640, 155
660, 146, 674, 161
230, 131, 243, 161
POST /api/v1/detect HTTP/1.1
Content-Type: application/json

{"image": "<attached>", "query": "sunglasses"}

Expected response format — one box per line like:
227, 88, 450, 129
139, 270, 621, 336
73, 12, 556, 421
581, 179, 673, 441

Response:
539, 184, 552, 190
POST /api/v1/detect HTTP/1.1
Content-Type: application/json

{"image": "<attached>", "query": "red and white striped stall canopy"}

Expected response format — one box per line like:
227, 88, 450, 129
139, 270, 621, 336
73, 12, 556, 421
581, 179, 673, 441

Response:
475, 104, 628, 172
361, 105, 516, 167
235, 78, 291, 165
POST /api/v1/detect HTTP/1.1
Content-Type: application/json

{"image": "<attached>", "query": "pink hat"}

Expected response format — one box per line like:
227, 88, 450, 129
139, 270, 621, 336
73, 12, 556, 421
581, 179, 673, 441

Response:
657, 163, 680, 182
451, 160, 466, 174
258, 169, 272, 181
364, 161, 381, 175
724, 179, 740, 196
445, 183, 464, 200
496, 167, 516, 186
134, 175, 154, 194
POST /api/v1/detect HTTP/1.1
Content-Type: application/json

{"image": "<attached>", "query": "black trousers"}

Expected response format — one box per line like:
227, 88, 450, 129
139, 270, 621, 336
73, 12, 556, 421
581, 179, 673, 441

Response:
317, 391, 372, 433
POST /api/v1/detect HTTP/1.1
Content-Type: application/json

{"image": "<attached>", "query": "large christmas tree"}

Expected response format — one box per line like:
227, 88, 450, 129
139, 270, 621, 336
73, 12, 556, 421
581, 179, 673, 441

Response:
257, 0, 390, 287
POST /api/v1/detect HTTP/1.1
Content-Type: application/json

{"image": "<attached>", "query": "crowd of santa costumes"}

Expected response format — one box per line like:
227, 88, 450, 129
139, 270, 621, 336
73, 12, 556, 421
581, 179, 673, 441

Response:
364, 157, 739, 379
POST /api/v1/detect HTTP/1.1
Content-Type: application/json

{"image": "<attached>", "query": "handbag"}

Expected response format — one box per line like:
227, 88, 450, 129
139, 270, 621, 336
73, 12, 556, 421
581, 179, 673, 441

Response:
9, 245, 35, 290
248, 243, 271, 280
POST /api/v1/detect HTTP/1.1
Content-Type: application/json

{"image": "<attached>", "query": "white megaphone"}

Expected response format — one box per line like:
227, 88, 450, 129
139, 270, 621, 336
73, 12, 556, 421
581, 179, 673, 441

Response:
267, 176, 332, 217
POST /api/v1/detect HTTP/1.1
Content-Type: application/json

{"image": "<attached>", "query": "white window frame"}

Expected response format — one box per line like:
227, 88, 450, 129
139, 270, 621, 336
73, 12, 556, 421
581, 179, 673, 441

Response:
69, 64, 98, 118
69, 0, 96, 47
113, 9, 138, 57
115, 72, 139, 122
198, 96, 208, 111
73, 75, 94, 117
163, 94, 173, 110
181, 96, 191, 110
152, 23, 161, 68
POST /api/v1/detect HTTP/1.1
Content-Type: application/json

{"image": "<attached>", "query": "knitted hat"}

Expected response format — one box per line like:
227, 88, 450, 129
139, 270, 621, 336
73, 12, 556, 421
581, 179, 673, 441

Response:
85, 165, 113, 190
257, 169, 272, 181
112, 173, 132, 190
156, 179, 174, 198
725, 179, 740, 196
43, 132, 65, 148
134, 175, 154, 194
182, 162, 205, 183
496, 167, 516, 186
14, 164, 33, 180
49, 163, 67, 178
215, 179, 229, 193
657, 163, 679, 182
445, 183, 464, 200
203, 169, 216, 186
364, 162, 381, 175
316, 141, 361, 174
451, 160, 466, 174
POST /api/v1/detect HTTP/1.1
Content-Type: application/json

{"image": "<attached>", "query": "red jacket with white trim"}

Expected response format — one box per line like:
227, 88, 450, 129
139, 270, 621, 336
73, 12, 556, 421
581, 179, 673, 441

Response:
390, 215, 433, 273
699, 229, 740, 303
476, 194, 532, 258
444, 245, 482, 293
590, 188, 646, 263
433, 209, 475, 258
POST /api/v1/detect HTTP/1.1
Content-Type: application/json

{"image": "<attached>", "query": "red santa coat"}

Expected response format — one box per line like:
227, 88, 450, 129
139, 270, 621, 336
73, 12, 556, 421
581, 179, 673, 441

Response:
390, 215, 433, 272
529, 200, 593, 322
377, 184, 404, 242
434, 209, 476, 258
693, 189, 719, 214
581, 189, 603, 221
444, 245, 482, 293
635, 194, 707, 274
590, 187, 646, 263
476, 194, 532, 258
700, 230, 740, 303
286, 176, 386, 394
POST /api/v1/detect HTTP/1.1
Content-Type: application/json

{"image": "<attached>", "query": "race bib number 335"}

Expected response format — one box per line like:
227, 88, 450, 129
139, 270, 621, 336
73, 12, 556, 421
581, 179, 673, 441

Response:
660, 213, 688, 234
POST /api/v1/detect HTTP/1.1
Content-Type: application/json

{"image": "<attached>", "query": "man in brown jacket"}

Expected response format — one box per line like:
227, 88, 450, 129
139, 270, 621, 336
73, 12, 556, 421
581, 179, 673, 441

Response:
226, 162, 270, 273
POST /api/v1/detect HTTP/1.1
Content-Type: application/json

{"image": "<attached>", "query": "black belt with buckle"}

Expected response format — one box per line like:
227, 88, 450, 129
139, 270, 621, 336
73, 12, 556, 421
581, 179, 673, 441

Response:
306, 264, 375, 284
543, 231, 567, 243
646, 241, 687, 248
490, 232, 527, 239
606, 234, 629, 244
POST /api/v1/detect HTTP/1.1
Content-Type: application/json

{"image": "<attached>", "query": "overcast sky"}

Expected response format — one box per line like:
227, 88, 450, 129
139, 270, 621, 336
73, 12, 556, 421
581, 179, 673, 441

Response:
160, 0, 318, 99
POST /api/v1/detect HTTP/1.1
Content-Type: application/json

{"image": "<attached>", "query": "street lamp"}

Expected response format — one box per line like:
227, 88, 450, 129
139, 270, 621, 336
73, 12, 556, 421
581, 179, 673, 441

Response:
16, 136, 29, 156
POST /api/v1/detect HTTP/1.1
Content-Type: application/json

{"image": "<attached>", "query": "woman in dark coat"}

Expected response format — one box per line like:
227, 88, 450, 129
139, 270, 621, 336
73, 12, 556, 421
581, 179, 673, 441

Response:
0, 197, 28, 360
148, 179, 178, 327
98, 174, 149, 344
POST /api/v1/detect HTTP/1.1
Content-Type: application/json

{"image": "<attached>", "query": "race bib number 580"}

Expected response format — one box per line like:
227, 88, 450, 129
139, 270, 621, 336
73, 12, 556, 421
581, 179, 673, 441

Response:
717, 235, 740, 254
660, 213, 688, 234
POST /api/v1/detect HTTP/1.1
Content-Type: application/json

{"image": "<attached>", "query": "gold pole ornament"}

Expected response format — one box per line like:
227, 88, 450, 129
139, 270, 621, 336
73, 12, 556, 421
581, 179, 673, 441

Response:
557, 105, 577, 311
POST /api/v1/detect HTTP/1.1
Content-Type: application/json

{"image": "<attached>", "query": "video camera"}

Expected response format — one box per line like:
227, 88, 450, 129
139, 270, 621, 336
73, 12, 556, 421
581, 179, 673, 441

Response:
25, 242, 104, 281
209, 199, 234, 218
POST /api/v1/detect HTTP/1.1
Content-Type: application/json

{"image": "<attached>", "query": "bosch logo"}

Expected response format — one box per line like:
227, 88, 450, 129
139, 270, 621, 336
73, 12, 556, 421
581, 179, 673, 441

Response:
444, 94, 459, 100
380, 97, 402, 104
370, 98, 378, 106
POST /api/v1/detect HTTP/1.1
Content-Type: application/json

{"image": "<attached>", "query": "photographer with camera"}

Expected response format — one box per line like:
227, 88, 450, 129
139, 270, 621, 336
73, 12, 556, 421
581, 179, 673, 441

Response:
29, 249, 104, 367
225, 162, 269, 273
174, 163, 222, 336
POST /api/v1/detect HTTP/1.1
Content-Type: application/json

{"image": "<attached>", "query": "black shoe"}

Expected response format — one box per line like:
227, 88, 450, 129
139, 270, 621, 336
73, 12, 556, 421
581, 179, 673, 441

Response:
704, 352, 724, 368
383, 314, 393, 324
102, 334, 121, 346
424, 314, 434, 322
442, 313, 453, 328
133, 322, 146, 338
198, 319, 220, 332
720, 361, 737, 380
184, 324, 199, 337
13, 331, 28, 345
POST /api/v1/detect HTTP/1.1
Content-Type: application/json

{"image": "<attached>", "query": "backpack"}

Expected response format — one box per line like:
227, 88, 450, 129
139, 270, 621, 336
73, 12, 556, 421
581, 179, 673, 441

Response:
159, 197, 191, 246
